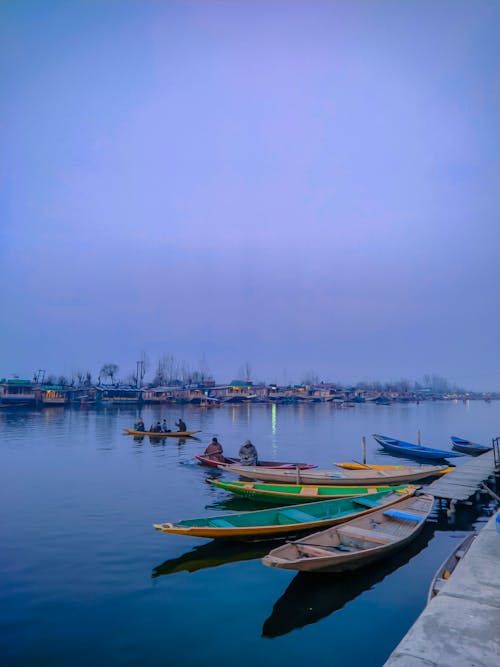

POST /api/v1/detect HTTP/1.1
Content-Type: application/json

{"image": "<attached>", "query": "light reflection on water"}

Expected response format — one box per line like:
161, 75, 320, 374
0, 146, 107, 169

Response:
0, 401, 498, 667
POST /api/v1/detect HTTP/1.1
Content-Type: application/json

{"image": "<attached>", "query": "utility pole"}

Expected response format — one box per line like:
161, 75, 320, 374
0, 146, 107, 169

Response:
136, 360, 145, 388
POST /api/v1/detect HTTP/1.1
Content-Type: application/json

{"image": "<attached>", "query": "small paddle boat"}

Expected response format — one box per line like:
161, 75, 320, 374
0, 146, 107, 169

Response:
124, 428, 201, 438
221, 462, 451, 486
262, 494, 434, 572
450, 436, 492, 456
152, 487, 415, 539
372, 434, 463, 460
427, 533, 476, 602
335, 462, 453, 476
195, 454, 316, 470
208, 479, 415, 504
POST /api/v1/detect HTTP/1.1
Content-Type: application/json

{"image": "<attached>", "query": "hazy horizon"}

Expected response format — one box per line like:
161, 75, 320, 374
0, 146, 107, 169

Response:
2, 1, 499, 392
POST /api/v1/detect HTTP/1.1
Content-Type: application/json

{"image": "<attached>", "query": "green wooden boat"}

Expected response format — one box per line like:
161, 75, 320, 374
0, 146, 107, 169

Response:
153, 488, 415, 539
208, 478, 414, 505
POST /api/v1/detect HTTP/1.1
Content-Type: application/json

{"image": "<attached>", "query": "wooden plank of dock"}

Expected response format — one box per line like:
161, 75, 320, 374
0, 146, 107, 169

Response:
384, 510, 500, 667
422, 451, 498, 501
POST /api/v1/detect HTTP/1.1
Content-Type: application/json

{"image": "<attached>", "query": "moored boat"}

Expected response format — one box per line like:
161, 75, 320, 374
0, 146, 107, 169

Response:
335, 462, 453, 476
124, 428, 201, 438
427, 533, 476, 602
262, 494, 434, 572
195, 454, 316, 470
450, 436, 492, 456
372, 434, 463, 460
208, 478, 414, 504
221, 463, 450, 486
152, 487, 415, 539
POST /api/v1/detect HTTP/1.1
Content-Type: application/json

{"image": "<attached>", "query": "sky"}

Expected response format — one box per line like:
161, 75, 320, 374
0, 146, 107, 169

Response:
1, 0, 499, 390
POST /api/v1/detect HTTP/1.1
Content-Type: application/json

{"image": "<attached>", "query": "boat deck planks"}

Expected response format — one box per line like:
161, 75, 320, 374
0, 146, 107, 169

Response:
423, 451, 498, 501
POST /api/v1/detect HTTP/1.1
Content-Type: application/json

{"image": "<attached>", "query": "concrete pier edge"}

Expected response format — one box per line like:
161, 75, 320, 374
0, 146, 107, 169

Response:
384, 510, 500, 667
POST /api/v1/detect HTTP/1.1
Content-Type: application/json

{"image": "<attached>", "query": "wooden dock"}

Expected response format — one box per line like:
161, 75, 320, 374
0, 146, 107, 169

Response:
423, 449, 499, 501
384, 510, 500, 667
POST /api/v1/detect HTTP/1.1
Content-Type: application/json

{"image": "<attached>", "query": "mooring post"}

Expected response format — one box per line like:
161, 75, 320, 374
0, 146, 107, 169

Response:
295, 465, 301, 485
417, 430, 421, 446
362, 436, 366, 464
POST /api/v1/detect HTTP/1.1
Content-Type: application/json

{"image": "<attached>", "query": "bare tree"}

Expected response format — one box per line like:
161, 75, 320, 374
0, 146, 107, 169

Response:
123, 373, 137, 386
300, 370, 319, 386
153, 355, 179, 385
199, 354, 211, 383
237, 361, 252, 382
100, 363, 119, 385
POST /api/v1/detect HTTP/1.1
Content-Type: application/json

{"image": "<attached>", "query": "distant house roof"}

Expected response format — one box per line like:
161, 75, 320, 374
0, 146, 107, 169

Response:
0, 379, 34, 385
229, 380, 253, 387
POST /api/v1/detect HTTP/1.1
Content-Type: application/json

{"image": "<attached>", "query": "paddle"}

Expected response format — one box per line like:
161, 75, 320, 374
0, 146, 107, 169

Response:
286, 540, 349, 552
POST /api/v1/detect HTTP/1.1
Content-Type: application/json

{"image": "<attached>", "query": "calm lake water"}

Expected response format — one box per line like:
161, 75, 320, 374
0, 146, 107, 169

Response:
1, 400, 499, 667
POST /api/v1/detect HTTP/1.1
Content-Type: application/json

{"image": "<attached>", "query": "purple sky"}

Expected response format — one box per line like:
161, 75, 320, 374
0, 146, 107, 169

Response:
1, 1, 499, 389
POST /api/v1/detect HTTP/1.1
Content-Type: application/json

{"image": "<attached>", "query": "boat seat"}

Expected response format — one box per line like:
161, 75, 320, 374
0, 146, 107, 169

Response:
383, 509, 421, 522
208, 518, 234, 528
337, 526, 397, 544
352, 497, 380, 508
278, 508, 314, 523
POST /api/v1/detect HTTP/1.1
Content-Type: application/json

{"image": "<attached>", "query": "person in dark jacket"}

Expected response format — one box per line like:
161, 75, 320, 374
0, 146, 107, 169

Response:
239, 440, 258, 466
175, 418, 187, 432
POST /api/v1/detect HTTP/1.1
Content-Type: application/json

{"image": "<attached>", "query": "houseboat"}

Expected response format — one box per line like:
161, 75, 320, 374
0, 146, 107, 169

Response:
95, 386, 143, 406
0, 379, 37, 406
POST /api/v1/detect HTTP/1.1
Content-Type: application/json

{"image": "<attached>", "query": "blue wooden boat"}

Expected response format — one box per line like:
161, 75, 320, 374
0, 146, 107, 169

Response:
372, 434, 463, 461
450, 436, 492, 456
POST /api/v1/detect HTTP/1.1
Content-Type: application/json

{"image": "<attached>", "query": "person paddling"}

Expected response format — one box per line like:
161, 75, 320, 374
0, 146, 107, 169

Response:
175, 418, 187, 432
204, 437, 225, 463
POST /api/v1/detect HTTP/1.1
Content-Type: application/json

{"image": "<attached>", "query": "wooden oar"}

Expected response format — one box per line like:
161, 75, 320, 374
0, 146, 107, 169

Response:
286, 540, 350, 552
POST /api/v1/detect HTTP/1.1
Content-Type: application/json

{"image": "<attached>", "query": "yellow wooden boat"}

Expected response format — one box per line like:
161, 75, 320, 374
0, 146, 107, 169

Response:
123, 428, 201, 438
335, 462, 454, 476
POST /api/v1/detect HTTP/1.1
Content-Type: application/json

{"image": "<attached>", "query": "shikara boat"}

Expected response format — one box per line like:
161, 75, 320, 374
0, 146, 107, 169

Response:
123, 429, 201, 438
450, 436, 492, 456
335, 462, 453, 476
195, 454, 316, 470
208, 478, 415, 504
372, 434, 463, 460
152, 487, 415, 539
262, 493, 434, 572
221, 463, 450, 486
263, 520, 436, 638
427, 533, 476, 602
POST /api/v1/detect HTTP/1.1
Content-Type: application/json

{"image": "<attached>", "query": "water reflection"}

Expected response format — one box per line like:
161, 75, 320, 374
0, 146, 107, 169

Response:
262, 521, 436, 638
152, 540, 274, 577
131, 435, 200, 447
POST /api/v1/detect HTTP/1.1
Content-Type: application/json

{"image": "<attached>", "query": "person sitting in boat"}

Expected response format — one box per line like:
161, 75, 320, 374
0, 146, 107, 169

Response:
175, 418, 187, 432
204, 437, 225, 463
134, 418, 145, 432
239, 440, 258, 466
152, 421, 162, 433
162, 419, 170, 433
